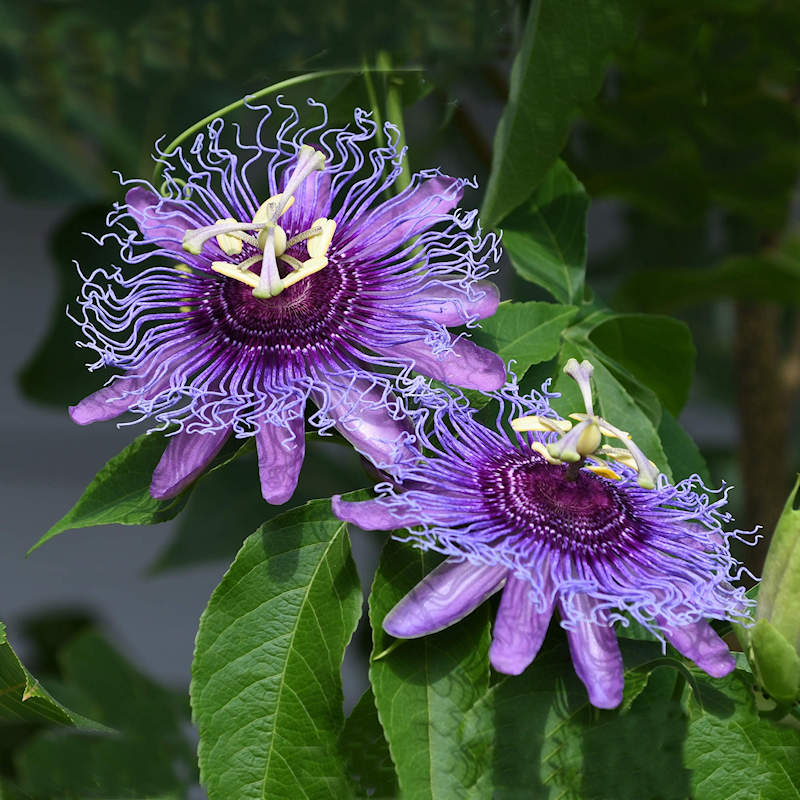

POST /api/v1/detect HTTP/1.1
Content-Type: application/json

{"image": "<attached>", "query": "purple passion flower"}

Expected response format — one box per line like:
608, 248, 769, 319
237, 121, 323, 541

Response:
69, 100, 505, 504
333, 363, 755, 708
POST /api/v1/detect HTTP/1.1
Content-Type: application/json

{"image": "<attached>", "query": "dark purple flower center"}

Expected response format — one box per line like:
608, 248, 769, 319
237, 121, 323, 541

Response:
481, 450, 647, 559
189, 244, 365, 360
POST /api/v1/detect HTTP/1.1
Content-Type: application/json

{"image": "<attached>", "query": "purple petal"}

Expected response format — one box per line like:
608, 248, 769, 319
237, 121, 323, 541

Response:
279, 170, 332, 231
150, 428, 230, 500
332, 495, 421, 531
490, 574, 555, 675
379, 337, 506, 392
312, 380, 412, 469
383, 559, 507, 638
661, 619, 735, 678
560, 595, 624, 709
405, 280, 500, 326
346, 175, 463, 261
256, 416, 305, 505
69, 381, 139, 425
126, 187, 203, 253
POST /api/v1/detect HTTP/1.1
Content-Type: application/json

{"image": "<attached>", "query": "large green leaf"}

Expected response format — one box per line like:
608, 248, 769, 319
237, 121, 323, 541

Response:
191, 500, 363, 800
15, 631, 195, 799
481, 0, 636, 227
340, 688, 398, 799
30, 432, 187, 553
461, 638, 690, 799
469, 301, 579, 379
502, 161, 589, 304
368, 540, 492, 799
587, 314, 695, 417
0, 622, 100, 729
657, 410, 710, 484
685, 670, 800, 799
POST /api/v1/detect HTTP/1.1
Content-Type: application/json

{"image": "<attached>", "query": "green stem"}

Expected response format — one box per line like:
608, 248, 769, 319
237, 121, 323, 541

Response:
361, 56, 385, 150
378, 51, 411, 191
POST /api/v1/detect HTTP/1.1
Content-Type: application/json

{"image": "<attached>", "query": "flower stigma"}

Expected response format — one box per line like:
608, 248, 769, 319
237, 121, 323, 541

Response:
512, 358, 659, 489
182, 145, 335, 300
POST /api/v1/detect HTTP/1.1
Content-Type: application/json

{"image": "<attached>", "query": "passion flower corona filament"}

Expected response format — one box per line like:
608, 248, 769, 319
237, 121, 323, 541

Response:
333, 375, 756, 708
69, 100, 505, 504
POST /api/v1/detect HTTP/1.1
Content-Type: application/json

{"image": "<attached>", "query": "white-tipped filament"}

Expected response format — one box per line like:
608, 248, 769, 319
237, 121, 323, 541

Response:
512, 358, 660, 489
184, 146, 335, 299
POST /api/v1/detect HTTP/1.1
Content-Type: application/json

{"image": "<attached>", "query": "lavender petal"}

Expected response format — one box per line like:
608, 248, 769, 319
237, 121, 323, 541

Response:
406, 280, 500, 326
661, 619, 736, 678
561, 595, 624, 709
383, 559, 507, 638
332, 495, 421, 531
379, 337, 506, 392
150, 428, 230, 500
255, 416, 305, 505
490, 574, 555, 675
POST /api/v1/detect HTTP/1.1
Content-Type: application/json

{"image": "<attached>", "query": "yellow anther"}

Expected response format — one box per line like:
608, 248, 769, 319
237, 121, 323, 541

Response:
253, 194, 295, 226
586, 463, 622, 481
281, 257, 328, 290
511, 415, 572, 434
211, 260, 259, 288
576, 421, 602, 457
214, 218, 243, 256
531, 441, 562, 465
257, 224, 287, 257
174, 262, 193, 274
307, 218, 336, 258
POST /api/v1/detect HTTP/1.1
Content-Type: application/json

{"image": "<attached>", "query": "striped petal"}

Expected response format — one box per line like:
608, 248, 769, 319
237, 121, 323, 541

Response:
256, 415, 306, 505
383, 559, 507, 638
150, 428, 230, 500
490, 574, 555, 675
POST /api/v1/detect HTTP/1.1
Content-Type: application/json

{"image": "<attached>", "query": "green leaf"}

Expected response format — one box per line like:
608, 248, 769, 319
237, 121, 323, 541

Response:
14, 630, 195, 799
340, 688, 398, 799
30, 432, 188, 553
587, 314, 695, 417
461, 638, 690, 799
657, 410, 710, 484
368, 540, 492, 799
481, 1, 636, 227
502, 161, 589, 304
191, 500, 363, 800
470, 301, 579, 378
0, 622, 100, 729
686, 670, 800, 799
150, 438, 367, 573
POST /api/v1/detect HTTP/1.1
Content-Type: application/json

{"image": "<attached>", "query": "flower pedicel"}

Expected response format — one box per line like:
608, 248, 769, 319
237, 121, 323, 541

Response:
69, 101, 504, 503
333, 361, 755, 708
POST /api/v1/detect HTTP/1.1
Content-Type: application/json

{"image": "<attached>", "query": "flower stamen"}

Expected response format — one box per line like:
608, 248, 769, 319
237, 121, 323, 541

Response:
512, 358, 659, 488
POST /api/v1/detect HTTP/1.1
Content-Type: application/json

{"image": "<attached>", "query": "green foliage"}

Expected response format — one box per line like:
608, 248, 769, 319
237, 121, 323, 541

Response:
469, 301, 579, 378
481, 0, 636, 227
460, 638, 691, 799
369, 540, 492, 798
0, 622, 100, 729
341, 688, 398, 799
31, 432, 187, 553
685, 670, 800, 799
15, 632, 195, 799
150, 438, 367, 572
191, 499, 363, 800
502, 161, 589, 304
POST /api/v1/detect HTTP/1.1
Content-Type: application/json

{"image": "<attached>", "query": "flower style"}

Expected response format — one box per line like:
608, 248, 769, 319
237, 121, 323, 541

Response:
333, 363, 755, 708
69, 99, 505, 503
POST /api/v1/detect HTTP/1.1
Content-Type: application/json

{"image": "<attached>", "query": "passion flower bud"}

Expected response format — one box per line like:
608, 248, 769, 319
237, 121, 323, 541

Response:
741, 475, 800, 706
